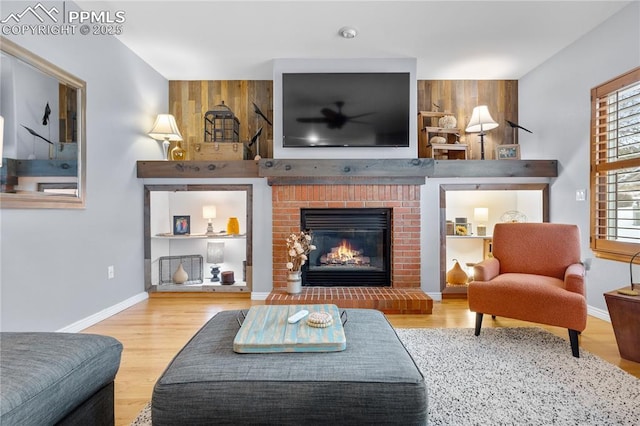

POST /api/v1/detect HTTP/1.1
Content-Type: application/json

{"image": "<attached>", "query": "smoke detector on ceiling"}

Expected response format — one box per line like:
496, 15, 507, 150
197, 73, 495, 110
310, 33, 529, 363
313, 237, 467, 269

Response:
339, 26, 358, 39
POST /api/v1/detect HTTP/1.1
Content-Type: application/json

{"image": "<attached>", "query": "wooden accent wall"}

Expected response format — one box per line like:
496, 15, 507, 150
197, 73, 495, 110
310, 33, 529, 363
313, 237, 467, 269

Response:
417, 80, 518, 159
169, 80, 273, 159
168, 79, 517, 160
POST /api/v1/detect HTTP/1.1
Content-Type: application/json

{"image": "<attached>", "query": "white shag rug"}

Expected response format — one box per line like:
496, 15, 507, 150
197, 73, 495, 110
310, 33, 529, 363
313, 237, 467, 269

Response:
131, 327, 640, 425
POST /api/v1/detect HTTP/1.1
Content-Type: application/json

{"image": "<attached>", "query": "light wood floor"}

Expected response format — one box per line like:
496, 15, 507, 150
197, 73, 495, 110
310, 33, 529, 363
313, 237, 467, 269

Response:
82, 294, 640, 426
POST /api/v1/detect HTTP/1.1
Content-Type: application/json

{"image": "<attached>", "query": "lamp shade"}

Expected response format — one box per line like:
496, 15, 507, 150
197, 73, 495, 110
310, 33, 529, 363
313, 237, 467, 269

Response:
207, 242, 225, 264
202, 205, 217, 219
148, 114, 183, 141
465, 106, 498, 133
474, 207, 489, 222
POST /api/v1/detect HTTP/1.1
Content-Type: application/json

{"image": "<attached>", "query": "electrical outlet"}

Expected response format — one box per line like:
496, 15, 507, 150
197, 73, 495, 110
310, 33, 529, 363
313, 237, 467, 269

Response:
107, 265, 115, 279
575, 189, 586, 201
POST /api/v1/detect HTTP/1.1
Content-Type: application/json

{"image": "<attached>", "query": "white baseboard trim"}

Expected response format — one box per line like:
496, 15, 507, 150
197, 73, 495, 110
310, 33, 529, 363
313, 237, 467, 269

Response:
427, 292, 443, 301
251, 292, 270, 301
587, 305, 611, 323
57, 292, 149, 333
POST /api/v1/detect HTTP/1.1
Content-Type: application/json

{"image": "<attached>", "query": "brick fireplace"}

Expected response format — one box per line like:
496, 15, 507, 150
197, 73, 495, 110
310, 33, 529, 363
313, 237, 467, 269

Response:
266, 182, 432, 314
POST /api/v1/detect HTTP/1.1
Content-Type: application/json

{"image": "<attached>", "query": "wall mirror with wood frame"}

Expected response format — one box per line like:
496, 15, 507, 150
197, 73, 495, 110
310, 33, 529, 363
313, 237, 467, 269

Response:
0, 36, 86, 209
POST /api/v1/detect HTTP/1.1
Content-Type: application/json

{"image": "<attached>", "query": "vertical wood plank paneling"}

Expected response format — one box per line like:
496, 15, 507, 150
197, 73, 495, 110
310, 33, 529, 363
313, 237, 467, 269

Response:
417, 80, 517, 159
168, 79, 516, 160
170, 80, 274, 159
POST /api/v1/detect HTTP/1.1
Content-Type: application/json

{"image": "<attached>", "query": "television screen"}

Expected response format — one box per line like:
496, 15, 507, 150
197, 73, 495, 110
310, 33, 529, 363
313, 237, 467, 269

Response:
282, 72, 410, 148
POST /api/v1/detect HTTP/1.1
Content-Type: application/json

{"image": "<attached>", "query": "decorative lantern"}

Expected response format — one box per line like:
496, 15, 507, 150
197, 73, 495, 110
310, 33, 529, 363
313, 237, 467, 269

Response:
204, 101, 240, 142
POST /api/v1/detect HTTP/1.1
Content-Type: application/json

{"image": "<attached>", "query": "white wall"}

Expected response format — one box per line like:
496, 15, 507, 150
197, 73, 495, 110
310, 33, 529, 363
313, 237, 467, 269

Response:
0, 17, 168, 330
519, 1, 640, 312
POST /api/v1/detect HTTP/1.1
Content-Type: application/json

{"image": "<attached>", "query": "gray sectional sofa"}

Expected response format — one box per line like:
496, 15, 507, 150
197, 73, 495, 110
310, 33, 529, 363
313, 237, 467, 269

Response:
0, 332, 123, 425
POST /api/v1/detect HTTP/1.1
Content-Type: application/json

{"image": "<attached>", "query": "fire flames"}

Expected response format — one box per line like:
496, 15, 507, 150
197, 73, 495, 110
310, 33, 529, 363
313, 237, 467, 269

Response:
320, 240, 370, 266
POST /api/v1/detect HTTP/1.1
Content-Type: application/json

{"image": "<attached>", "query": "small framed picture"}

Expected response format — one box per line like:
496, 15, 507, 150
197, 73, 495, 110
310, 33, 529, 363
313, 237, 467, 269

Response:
173, 215, 191, 235
495, 144, 521, 160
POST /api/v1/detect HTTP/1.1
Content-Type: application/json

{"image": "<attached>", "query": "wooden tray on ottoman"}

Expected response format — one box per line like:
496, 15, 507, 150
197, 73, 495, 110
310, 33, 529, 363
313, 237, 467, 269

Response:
233, 304, 346, 353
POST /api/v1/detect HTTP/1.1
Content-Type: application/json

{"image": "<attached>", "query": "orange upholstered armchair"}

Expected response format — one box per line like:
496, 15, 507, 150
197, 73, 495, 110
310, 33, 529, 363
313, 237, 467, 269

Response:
468, 223, 587, 357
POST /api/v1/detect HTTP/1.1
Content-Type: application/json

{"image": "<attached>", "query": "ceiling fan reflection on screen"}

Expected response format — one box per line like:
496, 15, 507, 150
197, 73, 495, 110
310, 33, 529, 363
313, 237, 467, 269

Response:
296, 101, 374, 129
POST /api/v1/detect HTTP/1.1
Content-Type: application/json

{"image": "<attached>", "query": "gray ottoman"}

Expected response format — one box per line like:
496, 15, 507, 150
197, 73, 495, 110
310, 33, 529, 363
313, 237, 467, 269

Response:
152, 309, 427, 425
0, 332, 123, 425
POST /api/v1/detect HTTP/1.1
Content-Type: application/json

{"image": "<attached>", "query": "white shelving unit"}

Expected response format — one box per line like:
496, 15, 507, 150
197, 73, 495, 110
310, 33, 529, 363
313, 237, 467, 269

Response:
146, 186, 252, 293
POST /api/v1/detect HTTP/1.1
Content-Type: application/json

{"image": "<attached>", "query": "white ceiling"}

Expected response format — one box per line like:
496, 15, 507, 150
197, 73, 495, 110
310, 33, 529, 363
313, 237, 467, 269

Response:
79, 0, 632, 80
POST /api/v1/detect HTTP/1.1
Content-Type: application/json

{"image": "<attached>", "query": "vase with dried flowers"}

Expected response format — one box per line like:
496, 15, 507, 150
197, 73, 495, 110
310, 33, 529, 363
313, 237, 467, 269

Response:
285, 230, 316, 294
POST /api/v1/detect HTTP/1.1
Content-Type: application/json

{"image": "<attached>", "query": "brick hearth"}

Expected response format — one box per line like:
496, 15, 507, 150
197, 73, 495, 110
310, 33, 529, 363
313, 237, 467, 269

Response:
266, 287, 433, 314
267, 183, 432, 314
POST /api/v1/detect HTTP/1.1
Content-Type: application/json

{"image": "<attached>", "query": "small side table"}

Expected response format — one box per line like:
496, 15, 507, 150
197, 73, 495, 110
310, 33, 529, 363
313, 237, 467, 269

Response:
604, 286, 640, 363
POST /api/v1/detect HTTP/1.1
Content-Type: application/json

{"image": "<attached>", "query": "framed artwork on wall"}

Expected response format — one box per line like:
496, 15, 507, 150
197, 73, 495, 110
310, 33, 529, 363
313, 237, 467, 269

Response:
496, 144, 520, 160
173, 215, 191, 235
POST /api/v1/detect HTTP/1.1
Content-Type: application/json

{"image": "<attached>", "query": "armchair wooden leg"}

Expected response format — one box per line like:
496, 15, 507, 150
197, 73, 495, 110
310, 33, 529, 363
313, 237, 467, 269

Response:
568, 329, 580, 358
474, 313, 484, 336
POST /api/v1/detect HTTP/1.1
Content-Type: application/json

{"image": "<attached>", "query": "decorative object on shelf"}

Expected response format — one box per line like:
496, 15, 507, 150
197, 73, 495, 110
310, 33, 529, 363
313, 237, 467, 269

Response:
287, 271, 302, 294
500, 210, 527, 223
446, 220, 454, 235
454, 217, 470, 236
466, 105, 499, 160
159, 255, 203, 285
227, 217, 240, 235
202, 205, 217, 235
446, 259, 468, 286
438, 115, 457, 129
169, 140, 187, 161
192, 141, 249, 161
429, 136, 447, 145
248, 127, 263, 161
495, 144, 521, 160
506, 119, 533, 144
252, 102, 272, 126
455, 223, 470, 236
204, 101, 240, 142
172, 263, 189, 284
148, 114, 183, 161
173, 215, 190, 235
466, 262, 476, 282
221, 271, 235, 285
207, 241, 225, 282
474, 207, 489, 236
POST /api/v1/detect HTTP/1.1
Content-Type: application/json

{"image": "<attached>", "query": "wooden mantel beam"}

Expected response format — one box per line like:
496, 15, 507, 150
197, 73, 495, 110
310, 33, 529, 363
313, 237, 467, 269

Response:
136, 159, 557, 180
259, 158, 433, 177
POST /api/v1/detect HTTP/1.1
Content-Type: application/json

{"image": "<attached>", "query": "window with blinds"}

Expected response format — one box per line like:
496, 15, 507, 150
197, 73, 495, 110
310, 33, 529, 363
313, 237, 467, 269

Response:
591, 67, 640, 261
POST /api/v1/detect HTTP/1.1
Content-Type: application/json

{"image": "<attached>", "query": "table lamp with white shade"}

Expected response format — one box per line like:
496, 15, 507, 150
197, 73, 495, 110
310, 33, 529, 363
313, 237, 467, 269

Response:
202, 205, 217, 235
207, 242, 225, 282
474, 207, 489, 236
148, 114, 183, 160
466, 106, 498, 160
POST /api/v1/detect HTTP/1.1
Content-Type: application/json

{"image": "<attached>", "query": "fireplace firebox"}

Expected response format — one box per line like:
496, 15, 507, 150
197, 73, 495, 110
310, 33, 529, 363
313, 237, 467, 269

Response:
301, 208, 391, 287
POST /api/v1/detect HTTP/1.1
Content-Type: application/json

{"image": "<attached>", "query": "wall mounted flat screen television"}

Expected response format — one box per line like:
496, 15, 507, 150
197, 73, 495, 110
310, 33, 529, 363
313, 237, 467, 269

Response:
282, 72, 410, 148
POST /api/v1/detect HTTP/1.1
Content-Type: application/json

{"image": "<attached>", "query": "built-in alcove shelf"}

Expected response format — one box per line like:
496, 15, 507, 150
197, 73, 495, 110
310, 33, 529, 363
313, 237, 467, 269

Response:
136, 159, 558, 180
